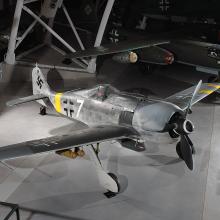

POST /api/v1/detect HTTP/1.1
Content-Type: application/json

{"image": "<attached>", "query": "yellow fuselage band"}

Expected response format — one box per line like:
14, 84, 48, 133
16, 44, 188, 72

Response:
55, 93, 62, 113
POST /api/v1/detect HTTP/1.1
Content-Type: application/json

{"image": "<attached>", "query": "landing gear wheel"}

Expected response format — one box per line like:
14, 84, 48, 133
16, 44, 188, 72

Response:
104, 173, 120, 198
108, 173, 120, 192
40, 106, 46, 115
176, 142, 183, 160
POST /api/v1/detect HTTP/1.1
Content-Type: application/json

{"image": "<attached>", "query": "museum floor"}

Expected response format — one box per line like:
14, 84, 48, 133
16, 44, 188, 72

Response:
0, 60, 220, 220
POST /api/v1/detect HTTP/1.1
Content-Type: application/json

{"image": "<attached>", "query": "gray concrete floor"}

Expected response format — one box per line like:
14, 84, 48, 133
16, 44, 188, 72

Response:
0, 60, 220, 220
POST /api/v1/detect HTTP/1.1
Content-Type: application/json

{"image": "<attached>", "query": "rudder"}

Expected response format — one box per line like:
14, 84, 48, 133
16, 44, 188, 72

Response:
32, 66, 50, 95
32, 66, 50, 106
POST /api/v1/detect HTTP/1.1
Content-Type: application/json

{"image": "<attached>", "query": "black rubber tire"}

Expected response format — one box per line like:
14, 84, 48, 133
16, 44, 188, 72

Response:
40, 106, 46, 116
176, 142, 183, 160
108, 173, 120, 193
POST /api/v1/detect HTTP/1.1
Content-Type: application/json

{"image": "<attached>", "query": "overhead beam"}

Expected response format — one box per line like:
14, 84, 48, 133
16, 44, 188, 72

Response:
94, 0, 115, 47
16, 19, 38, 49
23, 5, 87, 68
62, 4, 85, 50
24, 0, 39, 4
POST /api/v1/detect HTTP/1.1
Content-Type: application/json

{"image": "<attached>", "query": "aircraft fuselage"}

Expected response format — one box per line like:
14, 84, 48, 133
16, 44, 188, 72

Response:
47, 85, 182, 144
49, 87, 139, 126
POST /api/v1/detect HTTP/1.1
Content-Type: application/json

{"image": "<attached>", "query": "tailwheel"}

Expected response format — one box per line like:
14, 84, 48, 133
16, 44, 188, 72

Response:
104, 173, 120, 198
40, 106, 47, 115
176, 142, 183, 160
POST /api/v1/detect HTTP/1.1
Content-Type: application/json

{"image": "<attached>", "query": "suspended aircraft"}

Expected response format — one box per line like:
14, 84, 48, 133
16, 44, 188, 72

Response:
1, 66, 220, 197
65, 34, 220, 80
64, 38, 174, 66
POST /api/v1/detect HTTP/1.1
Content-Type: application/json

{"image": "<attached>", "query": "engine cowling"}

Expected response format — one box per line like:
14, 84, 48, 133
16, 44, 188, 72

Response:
132, 101, 183, 134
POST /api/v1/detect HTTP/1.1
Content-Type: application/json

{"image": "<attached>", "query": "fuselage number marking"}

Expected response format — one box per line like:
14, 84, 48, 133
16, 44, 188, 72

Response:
76, 99, 84, 118
62, 98, 84, 118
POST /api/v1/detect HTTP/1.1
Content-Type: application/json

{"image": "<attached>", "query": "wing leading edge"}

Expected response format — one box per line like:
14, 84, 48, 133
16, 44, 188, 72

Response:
67, 39, 169, 59
0, 125, 137, 161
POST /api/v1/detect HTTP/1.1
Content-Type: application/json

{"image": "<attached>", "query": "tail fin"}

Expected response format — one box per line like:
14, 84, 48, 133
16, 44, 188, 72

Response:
6, 66, 51, 107
32, 66, 50, 96
32, 66, 51, 106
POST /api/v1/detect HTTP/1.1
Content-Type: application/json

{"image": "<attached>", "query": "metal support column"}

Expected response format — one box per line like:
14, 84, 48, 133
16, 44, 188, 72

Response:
87, 0, 115, 73
4, 0, 94, 72
5, 0, 24, 64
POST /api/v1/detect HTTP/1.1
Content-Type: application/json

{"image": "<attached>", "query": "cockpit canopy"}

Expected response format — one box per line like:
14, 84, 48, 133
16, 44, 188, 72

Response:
86, 84, 120, 101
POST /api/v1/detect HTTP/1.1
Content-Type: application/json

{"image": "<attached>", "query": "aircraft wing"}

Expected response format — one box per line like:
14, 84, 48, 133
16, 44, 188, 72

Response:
67, 39, 169, 59
0, 125, 137, 161
166, 82, 220, 110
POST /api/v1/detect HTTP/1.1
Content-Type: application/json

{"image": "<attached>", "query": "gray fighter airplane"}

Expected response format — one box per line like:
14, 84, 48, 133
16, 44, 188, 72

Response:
1, 66, 220, 196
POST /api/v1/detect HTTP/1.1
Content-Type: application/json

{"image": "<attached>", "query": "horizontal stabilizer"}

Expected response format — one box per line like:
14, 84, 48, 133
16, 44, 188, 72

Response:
7, 94, 48, 107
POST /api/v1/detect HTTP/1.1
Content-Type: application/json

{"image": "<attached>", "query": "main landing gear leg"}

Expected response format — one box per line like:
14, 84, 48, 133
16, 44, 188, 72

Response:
84, 144, 120, 198
40, 106, 47, 115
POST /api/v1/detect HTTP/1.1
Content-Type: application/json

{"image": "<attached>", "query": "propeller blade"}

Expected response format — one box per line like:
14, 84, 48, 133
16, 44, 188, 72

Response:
185, 134, 193, 147
185, 134, 196, 154
185, 80, 202, 117
180, 135, 193, 170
